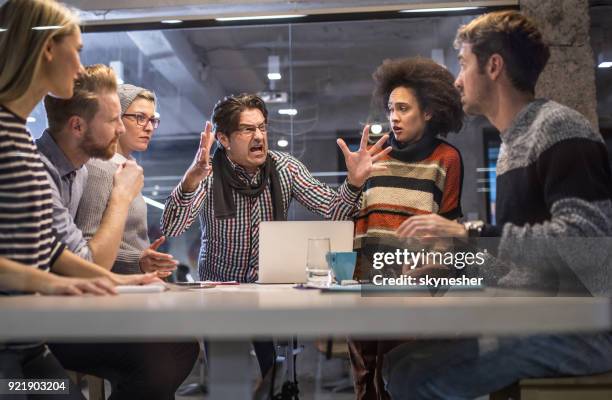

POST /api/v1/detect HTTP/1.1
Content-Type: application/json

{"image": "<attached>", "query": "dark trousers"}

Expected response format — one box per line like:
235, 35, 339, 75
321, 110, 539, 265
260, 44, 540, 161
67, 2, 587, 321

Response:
253, 340, 275, 378
48, 341, 199, 400
0, 344, 85, 400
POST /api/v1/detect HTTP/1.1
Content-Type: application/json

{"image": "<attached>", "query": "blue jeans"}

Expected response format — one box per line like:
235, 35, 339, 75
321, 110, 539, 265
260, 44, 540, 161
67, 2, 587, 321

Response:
382, 333, 612, 400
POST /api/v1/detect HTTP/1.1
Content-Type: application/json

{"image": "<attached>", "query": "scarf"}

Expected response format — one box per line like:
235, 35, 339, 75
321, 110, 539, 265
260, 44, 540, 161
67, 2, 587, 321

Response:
211, 149, 285, 220
388, 132, 439, 162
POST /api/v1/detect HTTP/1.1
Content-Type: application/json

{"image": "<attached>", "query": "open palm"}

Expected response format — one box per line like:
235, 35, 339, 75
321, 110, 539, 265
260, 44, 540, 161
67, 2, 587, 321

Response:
337, 125, 391, 187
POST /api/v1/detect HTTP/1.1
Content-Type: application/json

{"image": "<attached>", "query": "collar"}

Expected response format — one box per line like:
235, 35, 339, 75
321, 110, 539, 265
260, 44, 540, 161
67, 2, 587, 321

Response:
500, 99, 548, 144
36, 130, 80, 179
388, 133, 439, 162
110, 152, 128, 165
0, 105, 27, 124
225, 151, 262, 183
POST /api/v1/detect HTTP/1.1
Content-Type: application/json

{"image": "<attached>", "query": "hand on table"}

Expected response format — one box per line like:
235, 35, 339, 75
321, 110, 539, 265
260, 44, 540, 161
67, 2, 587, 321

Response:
40, 274, 117, 296
396, 214, 467, 239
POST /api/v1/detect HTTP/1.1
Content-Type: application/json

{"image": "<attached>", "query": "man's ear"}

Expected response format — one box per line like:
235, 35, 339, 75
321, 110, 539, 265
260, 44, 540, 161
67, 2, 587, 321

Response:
67, 115, 86, 138
487, 53, 504, 81
424, 110, 432, 122
217, 131, 230, 150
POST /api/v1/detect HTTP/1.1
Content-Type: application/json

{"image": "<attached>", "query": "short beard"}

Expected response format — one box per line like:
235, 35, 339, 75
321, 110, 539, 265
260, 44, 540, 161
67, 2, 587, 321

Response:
81, 129, 116, 160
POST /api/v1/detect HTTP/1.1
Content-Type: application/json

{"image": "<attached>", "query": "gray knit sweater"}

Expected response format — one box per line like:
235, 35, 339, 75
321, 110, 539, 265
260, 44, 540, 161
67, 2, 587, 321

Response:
475, 100, 612, 295
75, 154, 149, 274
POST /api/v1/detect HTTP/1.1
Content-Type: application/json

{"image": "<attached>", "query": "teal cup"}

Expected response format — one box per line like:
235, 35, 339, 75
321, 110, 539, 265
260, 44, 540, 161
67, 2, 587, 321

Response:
327, 251, 357, 282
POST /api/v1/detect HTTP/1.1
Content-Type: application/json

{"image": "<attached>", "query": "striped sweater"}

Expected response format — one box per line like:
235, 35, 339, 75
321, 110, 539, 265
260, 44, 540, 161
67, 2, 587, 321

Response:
353, 137, 463, 279
0, 106, 65, 271
476, 100, 612, 295
162, 150, 361, 282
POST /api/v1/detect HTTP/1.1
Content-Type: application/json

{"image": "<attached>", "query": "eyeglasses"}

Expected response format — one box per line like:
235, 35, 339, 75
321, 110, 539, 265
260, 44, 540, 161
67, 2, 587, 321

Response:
235, 123, 267, 137
123, 113, 161, 129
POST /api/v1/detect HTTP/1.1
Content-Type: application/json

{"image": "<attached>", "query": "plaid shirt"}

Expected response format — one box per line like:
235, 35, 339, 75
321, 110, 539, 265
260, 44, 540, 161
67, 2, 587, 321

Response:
162, 151, 361, 282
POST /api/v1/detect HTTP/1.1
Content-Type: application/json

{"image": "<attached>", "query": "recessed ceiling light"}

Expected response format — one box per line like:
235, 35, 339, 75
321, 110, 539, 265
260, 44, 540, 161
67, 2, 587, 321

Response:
0, 28, 7, 33
400, 7, 480, 13
26, 117, 36, 123
598, 61, 612, 68
277, 139, 289, 148
370, 124, 383, 134
161, 19, 183, 24
278, 109, 298, 116
216, 14, 306, 22
32, 25, 63, 30
267, 73, 282, 80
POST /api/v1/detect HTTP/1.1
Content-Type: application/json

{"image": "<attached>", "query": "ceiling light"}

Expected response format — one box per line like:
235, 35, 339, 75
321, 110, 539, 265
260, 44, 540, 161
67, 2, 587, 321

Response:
143, 196, 165, 210
32, 25, 63, 30
370, 124, 383, 134
400, 7, 480, 13
109, 60, 125, 85
278, 109, 297, 116
216, 14, 306, 22
268, 55, 281, 81
26, 117, 36, 123
277, 139, 289, 148
598, 61, 612, 68
0, 28, 7, 33
161, 19, 183, 24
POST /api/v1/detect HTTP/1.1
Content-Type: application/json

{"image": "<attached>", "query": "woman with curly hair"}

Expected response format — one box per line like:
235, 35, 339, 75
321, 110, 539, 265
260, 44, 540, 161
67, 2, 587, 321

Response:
349, 57, 464, 400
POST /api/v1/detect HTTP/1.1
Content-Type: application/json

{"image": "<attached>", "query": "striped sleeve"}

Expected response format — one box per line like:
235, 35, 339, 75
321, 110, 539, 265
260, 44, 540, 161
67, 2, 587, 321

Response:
161, 176, 211, 236
0, 108, 66, 271
286, 154, 361, 220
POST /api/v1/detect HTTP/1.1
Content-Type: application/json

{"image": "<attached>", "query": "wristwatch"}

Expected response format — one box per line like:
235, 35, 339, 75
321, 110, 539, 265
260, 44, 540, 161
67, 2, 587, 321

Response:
463, 220, 485, 238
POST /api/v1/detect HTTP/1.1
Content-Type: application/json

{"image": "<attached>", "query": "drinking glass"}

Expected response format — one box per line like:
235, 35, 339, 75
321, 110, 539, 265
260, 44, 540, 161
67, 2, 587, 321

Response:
306, 238, 332, 287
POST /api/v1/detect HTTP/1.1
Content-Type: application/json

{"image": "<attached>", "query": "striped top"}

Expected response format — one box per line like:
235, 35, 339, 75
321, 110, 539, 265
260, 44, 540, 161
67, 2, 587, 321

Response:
162, 150, 361, 282
0, 106, 65, 271
353, 138, 463, 278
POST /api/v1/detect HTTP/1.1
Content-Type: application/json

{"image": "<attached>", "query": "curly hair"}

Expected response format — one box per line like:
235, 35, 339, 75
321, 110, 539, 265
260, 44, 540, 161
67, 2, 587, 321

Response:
211, 93, 268, 136
372, 57, 463, 137
454, 10, 550, 94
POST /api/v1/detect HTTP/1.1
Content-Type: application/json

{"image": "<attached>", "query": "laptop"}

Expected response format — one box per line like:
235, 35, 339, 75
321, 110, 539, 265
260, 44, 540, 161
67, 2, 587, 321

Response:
257, 221, 354, 284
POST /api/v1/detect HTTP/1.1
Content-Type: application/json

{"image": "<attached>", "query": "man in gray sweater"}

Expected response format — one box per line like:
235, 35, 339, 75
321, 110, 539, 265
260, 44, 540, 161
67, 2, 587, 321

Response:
385, 10, 612, 399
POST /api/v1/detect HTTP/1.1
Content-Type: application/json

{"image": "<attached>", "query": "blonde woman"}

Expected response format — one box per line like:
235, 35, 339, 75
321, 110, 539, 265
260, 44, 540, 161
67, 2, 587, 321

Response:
0, 1, 177, 397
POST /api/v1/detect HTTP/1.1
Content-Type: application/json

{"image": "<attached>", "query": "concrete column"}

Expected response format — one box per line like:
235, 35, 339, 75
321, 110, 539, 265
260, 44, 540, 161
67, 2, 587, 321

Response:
521, 0, 599, 130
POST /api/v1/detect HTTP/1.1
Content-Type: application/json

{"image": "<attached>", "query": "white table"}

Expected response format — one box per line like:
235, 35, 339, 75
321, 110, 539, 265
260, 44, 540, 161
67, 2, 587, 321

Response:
1, 284, 611, 398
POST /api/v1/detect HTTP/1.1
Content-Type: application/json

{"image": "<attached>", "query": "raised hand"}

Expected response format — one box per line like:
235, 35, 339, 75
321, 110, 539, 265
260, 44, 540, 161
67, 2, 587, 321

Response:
336, 125, 392, 188
139, 236, 178, 278
181, 121, 215, 193
113, 160, 144, 203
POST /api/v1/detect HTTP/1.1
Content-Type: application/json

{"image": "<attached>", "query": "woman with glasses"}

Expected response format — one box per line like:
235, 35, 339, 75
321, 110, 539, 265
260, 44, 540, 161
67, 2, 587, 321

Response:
76, 83, 177, 277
